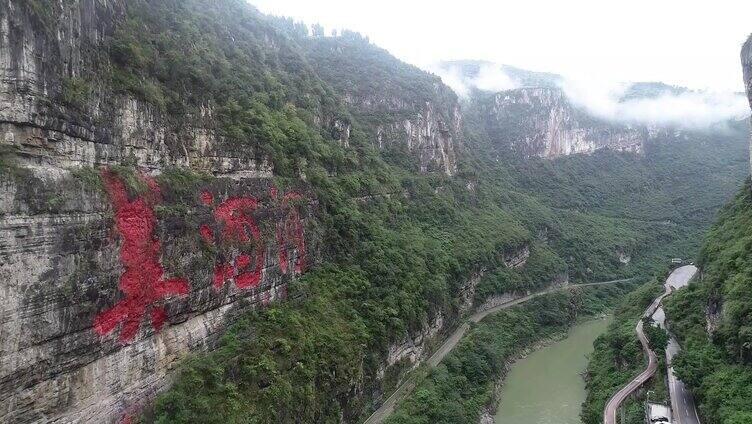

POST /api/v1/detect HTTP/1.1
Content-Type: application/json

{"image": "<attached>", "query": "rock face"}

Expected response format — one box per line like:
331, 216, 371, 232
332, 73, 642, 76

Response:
374, 101, 460, 175
0, 2, 469, 421
336, 94, 461, 175
305, 37, 462, 175
477, 274, 569, 312
478, 88, 645, 158
0, 1, 269, 177
616, 249, 632, 265
458, 270, 486, 314
1, 142, 313, 424
742, 35, 752, 173
501, 244, 530, 269
0, 2, 312, 423
379, 312, 444, 377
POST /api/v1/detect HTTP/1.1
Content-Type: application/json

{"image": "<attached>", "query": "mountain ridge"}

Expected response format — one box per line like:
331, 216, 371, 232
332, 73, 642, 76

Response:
0, 2, 748, 423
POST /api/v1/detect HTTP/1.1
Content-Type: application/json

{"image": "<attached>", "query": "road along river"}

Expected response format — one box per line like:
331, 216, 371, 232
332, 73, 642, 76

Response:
603, 265, 698, 424
363, 278, 633, 424
494, 316, 612, 424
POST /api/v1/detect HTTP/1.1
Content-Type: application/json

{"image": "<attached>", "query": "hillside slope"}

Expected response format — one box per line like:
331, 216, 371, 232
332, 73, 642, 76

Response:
0, 2, 748, 423
627, 36, 752, 424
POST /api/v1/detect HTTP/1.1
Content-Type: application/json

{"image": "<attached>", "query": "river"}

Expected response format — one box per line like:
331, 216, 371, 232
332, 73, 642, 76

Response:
494, 316, 612, 424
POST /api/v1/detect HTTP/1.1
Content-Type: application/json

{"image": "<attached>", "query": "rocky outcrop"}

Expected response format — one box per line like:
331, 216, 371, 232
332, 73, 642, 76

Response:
458, 244, 532, 314
343, 94, 461, 175
374, 102, 460, 175
0, 1, 269, 177
742, 35, 752, 173
501, 244, 530, 269
0, 167, 315, 423
743, 36, 752, 111
0, 3, 468, 422
617, 249, 631, 265
479, 88, 645, 158
458, 270, 486, 314
379, 312, 445, 378
305, 36, 462, 176
477, 274, 569, 312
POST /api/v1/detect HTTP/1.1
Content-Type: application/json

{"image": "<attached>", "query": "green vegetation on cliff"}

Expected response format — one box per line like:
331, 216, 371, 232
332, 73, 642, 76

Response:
18, 1, 748, 422
580, 279, 668, 424
663, 181, 752, 423
581, 181, 752, 424
387, 285, 633, 424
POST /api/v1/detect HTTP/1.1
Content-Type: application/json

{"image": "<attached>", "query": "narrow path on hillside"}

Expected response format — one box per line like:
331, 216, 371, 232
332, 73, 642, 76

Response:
363, 278, 634, 424
603, 265, 697, 424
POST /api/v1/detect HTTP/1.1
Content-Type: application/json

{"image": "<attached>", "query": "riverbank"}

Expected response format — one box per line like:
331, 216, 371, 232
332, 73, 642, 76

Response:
478, 330, 572, 424
489, 316, 612, 424
581, 279, 667, 424
384, 284, 632, 424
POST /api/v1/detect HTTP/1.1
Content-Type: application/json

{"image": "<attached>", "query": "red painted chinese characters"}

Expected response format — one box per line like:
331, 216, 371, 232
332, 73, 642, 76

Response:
199, 186, 307, 290
205, 195, 266, 289
94, 170, 307, 342
271, 187, 306, 275
93, 170, 189, 342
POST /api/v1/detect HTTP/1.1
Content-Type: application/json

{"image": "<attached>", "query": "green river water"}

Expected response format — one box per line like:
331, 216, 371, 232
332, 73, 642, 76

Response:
494, 316, 612, 424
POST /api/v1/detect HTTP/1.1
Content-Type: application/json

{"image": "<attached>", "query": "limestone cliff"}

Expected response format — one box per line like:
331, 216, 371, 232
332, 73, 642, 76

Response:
475, 87, 645, 158
0, 1, 469, 422
742, 35, 752, 172
743, 36, 752, 109
372, 100, 460, 175
0, 2, 312, 422
0, 0, 270, 176
305, 36, 461, 175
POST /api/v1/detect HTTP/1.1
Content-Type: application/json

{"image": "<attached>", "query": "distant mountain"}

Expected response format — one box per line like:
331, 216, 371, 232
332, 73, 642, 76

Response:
433, 61, 747, 159
618, 81, 688, 101
436, 60, 562, 88
435, 61, 693, 100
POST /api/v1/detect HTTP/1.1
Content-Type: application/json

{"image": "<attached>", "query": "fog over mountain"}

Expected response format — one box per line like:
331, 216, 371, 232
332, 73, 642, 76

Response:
253, 0, 752, 93
433, 62, 750, 129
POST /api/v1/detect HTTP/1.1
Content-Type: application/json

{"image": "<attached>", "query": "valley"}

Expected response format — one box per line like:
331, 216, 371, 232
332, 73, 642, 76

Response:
366, 278, 632, 424
603, 265, 698, 424
0, 1, 750, 424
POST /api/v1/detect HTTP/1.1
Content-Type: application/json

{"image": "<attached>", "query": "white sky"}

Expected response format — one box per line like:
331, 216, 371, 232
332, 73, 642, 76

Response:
250, 0, 752, 92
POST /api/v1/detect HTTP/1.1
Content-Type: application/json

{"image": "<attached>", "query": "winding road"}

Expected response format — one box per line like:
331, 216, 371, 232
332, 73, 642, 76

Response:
362, 278, 634, 424
603, 265, 698, 424
667, 338, 701, 424
662, 265, 701, 424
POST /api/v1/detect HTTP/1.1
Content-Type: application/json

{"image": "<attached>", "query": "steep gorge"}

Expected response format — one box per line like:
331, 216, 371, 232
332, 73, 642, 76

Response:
0, 2, 749, 423
581, 35, 752, 424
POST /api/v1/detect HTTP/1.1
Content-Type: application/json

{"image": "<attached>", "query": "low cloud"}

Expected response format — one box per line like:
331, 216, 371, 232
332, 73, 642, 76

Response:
431, 63, 519, 98
432, 62, 749, 129
433, 66, 473, 97
560, 78, 750, 129
472, 64, 519, 92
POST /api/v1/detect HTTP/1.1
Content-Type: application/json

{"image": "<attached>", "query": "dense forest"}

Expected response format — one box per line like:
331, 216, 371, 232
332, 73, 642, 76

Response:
8, 1, 749, 423
387, 284, 636, 424
94, 2, 747, 422
663, 181, 752, 423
